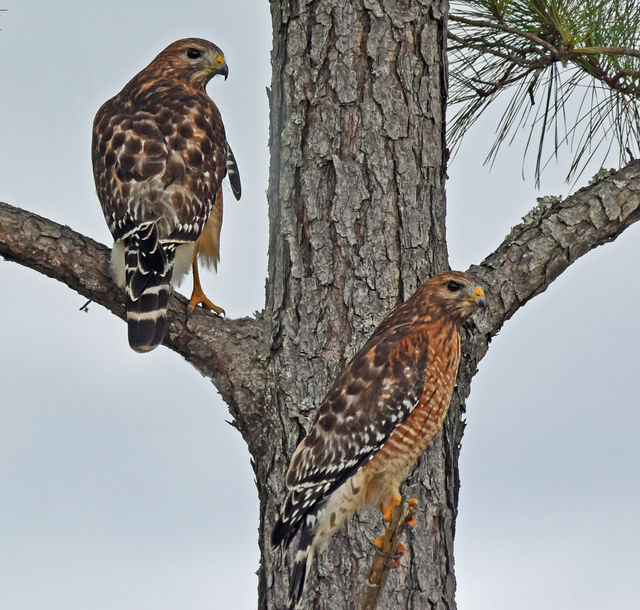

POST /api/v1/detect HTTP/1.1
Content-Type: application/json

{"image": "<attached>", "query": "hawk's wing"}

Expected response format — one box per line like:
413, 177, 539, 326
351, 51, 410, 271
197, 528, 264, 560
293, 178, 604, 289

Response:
93, 101, 222, 246
92, 107, 171, 242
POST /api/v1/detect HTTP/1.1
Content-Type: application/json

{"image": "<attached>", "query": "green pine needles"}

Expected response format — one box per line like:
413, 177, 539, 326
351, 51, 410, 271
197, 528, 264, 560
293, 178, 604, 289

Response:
448, 0, 640, 183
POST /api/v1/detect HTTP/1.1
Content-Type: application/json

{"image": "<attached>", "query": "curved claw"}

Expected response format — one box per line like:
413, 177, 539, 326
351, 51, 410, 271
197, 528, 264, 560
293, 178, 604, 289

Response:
380, 492, 402, 524
188, 290, 225, 317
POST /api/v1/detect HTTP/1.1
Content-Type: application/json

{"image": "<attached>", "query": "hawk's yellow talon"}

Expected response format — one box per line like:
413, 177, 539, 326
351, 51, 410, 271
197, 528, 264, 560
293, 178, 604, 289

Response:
380, 492, 402, 523
406, 498, 418, 526
188, 290, 225, 316
188, 248, 225, 316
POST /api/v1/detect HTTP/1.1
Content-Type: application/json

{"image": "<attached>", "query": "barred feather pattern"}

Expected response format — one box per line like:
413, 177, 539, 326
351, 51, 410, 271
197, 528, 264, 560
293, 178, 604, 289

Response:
123, 224, 175, 353
286, 515, 317, 610
272, 271, 487, 608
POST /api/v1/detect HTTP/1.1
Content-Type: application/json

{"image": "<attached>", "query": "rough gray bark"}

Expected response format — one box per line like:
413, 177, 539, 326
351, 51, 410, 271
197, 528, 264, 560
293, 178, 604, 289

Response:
263, 1, 451, 607
2, 0, 640, 607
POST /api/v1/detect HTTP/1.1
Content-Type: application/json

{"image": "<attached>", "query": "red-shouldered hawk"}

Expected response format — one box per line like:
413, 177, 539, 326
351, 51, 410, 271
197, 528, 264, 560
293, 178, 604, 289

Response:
271, 271, 487, 608
92, 38, 239, 352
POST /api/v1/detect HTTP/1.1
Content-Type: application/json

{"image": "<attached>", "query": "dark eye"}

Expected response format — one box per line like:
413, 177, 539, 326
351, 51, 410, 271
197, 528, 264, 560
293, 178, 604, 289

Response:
446, 280, 462, 292
187, 48, 202, 59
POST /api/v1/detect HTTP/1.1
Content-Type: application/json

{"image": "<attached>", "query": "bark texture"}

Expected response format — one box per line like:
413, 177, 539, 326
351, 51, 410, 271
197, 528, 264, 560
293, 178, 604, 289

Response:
2, 0, 640, 607
263, 1, 451, 607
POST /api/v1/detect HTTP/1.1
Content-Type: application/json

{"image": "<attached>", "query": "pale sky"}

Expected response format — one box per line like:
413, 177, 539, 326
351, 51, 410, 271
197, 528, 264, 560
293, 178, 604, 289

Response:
0, 2, 638, 610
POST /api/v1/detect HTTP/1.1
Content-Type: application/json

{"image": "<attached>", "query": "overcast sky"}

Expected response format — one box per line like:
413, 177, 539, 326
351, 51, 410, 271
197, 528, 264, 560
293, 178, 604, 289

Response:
0, 2, 638, 610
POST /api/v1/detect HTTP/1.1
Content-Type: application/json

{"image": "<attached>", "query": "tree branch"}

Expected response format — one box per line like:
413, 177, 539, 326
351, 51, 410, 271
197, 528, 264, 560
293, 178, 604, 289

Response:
467, 159, 640, 365
449, 13, 560, 56
358, 497, 415, 610
2, 159, 638, 432
355, 157, 640, 610
0, 201, 270, 442
449, 14, 640, 61
435, 160, 640, 610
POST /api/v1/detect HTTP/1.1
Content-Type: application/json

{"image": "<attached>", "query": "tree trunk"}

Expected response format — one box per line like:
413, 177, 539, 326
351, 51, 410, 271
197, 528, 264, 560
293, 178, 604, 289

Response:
261, 1, 453, 608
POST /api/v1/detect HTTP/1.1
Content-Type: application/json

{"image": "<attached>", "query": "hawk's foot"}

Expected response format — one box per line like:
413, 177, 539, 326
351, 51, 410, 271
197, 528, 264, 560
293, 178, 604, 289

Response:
380, 492, 402, 524
371, 537, 407, 568
406, 497, 418, 527
187, 288, 225, 317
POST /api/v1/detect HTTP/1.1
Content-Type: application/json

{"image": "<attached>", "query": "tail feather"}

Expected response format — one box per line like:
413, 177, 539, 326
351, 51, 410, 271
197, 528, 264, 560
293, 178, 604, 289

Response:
124, 229, 174, 353
125, 282, 171, 352
287, 516, 317, 610
126, 223, 166, 299
272, 486, 318, 549
273, 491, 328, 608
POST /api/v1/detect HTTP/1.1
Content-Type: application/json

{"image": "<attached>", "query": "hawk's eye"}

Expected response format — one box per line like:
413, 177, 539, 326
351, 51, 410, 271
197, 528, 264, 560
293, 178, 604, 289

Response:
446, 280, 462, 292
187, 48, 202, 59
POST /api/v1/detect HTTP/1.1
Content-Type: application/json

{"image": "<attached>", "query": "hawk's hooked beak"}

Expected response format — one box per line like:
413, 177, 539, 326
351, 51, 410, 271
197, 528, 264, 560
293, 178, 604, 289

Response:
463, 286, 487, 308
217, 63, 229, 80
207, 54, 228, 80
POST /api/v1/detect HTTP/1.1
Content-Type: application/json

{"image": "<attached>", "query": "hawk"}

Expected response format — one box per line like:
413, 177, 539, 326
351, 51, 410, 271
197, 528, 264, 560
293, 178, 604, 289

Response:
92, 38, 240, 352
271, 271, 487, 608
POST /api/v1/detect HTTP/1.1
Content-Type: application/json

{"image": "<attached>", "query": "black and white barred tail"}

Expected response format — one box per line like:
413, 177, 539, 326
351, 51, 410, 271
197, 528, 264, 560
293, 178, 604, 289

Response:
124, 224, 175, 353
288, 516, 317, 609
272, 509, 320, 610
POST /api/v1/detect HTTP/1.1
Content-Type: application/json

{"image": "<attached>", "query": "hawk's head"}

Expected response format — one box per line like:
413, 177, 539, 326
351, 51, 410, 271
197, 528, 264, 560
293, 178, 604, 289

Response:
420, 270, 487, 323
153, 38, 228, 89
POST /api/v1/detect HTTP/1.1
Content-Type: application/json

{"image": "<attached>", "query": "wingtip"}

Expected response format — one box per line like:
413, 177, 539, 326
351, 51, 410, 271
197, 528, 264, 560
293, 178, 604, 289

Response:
271, 517, 289, 548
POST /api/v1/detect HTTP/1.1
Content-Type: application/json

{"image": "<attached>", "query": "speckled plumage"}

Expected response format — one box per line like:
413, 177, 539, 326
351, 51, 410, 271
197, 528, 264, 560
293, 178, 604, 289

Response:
272, 271, 487, 609
92, 38, 235, 352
